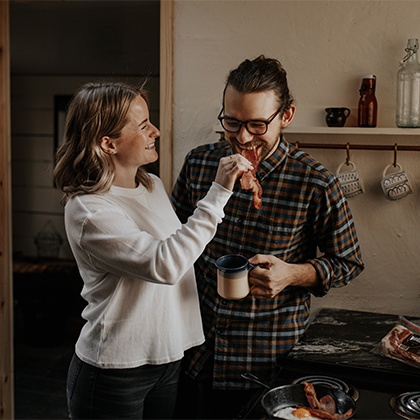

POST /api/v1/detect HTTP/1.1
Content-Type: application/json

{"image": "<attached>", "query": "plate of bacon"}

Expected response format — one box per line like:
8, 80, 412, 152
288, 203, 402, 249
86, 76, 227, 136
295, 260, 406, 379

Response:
260, 382, 356, 420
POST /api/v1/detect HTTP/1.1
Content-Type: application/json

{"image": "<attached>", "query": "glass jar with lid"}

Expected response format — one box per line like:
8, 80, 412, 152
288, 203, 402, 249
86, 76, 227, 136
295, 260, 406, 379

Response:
396, 38, 420, 128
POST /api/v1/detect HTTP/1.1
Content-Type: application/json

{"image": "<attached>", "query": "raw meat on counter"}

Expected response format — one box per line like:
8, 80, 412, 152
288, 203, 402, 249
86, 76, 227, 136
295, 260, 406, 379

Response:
381, 317, 420, 368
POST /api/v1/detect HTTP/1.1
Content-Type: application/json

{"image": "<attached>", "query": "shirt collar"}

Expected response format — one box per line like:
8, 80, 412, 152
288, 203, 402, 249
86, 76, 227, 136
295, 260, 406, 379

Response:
258, 134, 289, 181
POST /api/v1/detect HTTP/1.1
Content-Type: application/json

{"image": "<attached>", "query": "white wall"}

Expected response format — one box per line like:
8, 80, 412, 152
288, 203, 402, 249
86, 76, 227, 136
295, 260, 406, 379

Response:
172, 0, 420, 316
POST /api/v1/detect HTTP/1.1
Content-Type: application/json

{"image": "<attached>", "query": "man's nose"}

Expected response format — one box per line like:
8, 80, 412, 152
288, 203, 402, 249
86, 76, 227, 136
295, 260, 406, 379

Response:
236, 125, 254, 144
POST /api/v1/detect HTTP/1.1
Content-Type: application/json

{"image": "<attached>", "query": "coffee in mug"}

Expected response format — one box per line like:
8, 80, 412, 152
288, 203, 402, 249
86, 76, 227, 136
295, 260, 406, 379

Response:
215, 254, 254, 300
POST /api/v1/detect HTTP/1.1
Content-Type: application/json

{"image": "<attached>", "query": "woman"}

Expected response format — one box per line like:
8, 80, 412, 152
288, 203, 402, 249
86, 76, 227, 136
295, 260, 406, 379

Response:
53, 81, 253, 419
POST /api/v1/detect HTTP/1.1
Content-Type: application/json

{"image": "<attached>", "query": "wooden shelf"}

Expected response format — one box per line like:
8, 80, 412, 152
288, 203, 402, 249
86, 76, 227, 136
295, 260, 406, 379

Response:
286, 126, 420, 135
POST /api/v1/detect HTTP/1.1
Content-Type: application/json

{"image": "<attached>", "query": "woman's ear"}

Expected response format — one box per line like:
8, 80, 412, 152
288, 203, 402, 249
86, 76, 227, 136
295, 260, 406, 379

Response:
99, 136, 116, 155
280, 104, 296, 128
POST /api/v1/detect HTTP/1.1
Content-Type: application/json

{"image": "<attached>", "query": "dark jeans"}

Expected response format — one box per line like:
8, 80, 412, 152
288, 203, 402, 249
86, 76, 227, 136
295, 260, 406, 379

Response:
67, 353, 181, 419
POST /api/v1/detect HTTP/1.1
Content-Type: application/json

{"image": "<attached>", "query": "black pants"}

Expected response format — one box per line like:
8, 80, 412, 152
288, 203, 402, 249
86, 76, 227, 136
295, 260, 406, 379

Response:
67, 353, 181, 419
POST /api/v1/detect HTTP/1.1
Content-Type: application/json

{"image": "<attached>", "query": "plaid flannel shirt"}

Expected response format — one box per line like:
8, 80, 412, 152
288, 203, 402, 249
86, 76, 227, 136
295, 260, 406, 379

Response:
171, 136, 364, 390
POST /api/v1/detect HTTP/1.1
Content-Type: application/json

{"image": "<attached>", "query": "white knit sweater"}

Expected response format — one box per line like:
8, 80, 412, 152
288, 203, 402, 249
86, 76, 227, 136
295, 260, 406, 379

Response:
64, 174, 231, 368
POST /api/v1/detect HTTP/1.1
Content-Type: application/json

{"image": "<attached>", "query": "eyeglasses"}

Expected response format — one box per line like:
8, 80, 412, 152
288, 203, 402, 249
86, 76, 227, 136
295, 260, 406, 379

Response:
217, 108, 281, 135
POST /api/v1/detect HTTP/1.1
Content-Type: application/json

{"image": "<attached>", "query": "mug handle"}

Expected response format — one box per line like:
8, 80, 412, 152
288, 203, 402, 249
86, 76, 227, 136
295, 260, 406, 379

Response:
336, 160, 355, 175
382, 162, 402, 178
343, 108, 350, 117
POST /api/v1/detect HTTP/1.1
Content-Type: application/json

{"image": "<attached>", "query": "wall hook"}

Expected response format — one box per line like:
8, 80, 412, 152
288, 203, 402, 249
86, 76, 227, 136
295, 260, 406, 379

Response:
346, 142, 351, 165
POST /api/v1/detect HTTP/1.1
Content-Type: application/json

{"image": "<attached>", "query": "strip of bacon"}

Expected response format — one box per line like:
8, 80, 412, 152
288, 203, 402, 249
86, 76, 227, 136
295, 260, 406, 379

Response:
302, 382, 354, 420
303, 382, 321, 409
240, 172, 262, 209
399, 315, 420, 333
381, 324, 420, 366
304, 407, 354, 420
240, 148, 262, 209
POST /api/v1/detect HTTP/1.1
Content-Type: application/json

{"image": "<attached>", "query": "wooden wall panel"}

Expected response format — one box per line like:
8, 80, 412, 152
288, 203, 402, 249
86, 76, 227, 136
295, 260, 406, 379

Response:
12, 213, 70, 259
12, 161, 55, 187
11, 135, 53, 161
11, 109, 53, 135
12, 186, 63, 213
159, 0, 173, 192
0, 1, 14, 418
11, 75, 160, 111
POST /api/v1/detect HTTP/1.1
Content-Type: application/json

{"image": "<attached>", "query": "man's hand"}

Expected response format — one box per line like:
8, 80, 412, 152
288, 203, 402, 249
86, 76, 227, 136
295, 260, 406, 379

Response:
248, 254, 317, 299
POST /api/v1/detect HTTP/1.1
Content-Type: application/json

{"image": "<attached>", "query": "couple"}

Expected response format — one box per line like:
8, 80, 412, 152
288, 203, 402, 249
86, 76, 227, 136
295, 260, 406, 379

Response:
53, 55, 364, 419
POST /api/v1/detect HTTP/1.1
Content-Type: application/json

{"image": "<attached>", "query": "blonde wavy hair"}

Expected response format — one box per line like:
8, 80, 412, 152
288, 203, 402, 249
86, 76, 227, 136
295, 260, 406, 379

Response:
53, 81, 153, 204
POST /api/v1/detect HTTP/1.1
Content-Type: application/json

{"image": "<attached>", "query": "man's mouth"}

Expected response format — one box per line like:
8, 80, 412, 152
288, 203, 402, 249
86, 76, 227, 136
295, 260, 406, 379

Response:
237, 143, 261, 157
145, 142, 155, 150
238, 145, 257, 151
238, 145, 260, 167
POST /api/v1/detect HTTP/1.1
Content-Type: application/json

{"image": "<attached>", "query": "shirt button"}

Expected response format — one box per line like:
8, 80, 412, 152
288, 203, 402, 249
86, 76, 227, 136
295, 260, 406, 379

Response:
236, 218, 243, 224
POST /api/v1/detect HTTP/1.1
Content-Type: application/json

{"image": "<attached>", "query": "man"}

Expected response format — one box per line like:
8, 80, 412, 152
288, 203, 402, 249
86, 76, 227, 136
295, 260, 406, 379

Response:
171, 55, 364, 419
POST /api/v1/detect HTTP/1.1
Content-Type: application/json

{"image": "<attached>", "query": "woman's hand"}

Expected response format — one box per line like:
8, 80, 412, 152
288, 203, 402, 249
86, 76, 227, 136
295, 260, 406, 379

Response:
214, 154, 254, 191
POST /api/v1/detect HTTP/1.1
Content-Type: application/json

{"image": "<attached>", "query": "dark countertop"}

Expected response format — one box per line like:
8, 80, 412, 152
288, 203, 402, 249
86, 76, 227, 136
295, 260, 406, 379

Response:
13, 256, 78, 275
238, 308, 420, 419
13, 256, 85, 347
280, 307, 420, 391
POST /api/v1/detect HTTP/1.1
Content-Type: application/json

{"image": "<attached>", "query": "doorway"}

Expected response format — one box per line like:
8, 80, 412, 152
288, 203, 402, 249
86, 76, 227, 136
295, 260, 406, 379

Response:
9, 1, 162, 417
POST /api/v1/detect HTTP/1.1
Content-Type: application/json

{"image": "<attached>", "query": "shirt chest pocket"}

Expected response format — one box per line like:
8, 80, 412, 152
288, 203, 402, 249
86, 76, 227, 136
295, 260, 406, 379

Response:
255, 215, 307, 255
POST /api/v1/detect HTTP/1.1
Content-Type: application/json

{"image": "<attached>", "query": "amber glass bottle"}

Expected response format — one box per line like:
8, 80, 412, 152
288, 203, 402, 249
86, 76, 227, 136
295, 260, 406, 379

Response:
358, 75, 377, 127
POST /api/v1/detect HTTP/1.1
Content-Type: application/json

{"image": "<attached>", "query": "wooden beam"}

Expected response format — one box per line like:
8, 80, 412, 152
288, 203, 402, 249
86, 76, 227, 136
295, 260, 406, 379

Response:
0, 0, 14, 418
159, 0, 174, 193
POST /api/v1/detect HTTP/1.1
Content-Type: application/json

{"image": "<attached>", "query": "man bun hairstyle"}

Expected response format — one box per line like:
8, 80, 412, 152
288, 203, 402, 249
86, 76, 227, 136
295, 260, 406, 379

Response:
224, 55, 294, 115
